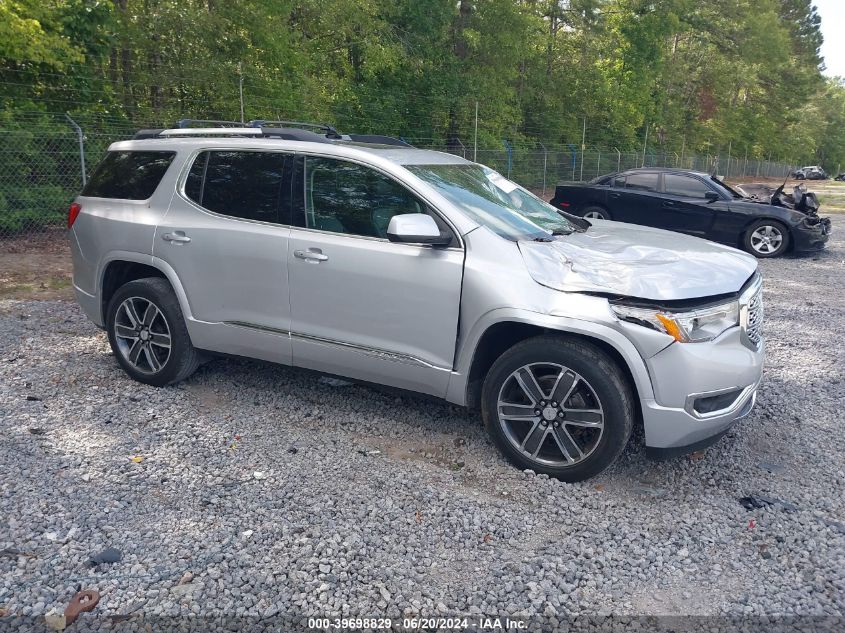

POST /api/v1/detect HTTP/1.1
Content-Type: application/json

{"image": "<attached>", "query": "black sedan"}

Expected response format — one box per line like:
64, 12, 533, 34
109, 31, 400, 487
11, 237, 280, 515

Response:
550, 168, 831, 258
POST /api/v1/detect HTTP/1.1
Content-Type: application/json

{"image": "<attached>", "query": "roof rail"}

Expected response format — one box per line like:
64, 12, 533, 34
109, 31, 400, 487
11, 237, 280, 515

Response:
131, 118, 415, 147
249, 119, 340, 138
346, 134, 412, 147
176, 119, 245, 128
159, 128, 263, 137
259, 128, 333, 143
133, 129, 165, 140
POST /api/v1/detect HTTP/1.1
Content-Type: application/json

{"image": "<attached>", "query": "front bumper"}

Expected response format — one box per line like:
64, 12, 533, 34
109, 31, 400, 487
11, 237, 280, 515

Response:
639, 326, 764, 457
791, 217, 831, 253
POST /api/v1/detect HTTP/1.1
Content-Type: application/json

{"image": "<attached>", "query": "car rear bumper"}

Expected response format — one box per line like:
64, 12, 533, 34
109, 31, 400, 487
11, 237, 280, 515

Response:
74, 283, 104, 328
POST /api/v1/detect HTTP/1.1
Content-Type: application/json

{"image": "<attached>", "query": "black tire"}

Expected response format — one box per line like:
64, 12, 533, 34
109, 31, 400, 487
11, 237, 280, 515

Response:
743, 219, 790, 258
580, 205, 611, 220
106, 277, 200, 386
481, 335, 634, 482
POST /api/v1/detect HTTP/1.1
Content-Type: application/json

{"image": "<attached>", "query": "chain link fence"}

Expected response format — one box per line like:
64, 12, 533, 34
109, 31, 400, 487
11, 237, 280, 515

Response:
0, 114, 796, 240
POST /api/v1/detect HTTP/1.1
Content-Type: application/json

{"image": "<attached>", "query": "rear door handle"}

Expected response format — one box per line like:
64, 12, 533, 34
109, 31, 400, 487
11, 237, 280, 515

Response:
662, 201, 676, 207
609, 193, 621, 199
162, 231, 191, 243
294, 248, 329, 263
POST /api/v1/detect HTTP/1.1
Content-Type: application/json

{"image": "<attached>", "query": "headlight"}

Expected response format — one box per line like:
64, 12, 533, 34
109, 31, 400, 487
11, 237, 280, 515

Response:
611, 300, 739, 343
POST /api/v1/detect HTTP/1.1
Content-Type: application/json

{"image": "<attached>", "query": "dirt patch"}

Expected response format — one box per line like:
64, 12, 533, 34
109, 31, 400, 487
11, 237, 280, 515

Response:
0, 232, 73, 300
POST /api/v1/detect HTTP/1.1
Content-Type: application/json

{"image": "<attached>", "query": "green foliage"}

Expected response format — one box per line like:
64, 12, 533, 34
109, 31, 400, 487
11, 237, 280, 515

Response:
1, 0, 844, 232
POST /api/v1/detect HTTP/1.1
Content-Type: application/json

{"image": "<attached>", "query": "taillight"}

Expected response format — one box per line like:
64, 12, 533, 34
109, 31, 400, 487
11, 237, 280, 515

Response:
558, 201, 570, 208
68, 202, 81, 229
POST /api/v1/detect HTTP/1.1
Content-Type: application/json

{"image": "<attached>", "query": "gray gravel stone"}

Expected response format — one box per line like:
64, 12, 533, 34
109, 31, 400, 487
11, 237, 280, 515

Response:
0, 218, 844, 627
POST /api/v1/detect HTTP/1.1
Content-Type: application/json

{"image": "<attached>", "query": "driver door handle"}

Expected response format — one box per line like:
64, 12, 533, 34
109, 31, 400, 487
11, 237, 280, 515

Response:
294, 248, 329, 263
162, 231, 191, 243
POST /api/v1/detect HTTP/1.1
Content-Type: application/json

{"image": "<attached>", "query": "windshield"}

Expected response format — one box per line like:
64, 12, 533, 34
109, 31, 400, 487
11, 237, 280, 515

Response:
406, 163, 576, 240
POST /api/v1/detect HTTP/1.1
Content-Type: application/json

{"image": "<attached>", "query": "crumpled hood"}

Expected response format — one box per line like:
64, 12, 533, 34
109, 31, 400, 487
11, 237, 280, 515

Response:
519, 220, 758, 301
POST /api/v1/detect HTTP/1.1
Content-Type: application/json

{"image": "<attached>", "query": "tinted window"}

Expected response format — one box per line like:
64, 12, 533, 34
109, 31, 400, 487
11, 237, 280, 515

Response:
624, 172, 658, 192
82, 151, 175, 199
304, 157, 426, 238
612, 176, 625, 188
664, 174, 712, 199
186, 151, 288, 223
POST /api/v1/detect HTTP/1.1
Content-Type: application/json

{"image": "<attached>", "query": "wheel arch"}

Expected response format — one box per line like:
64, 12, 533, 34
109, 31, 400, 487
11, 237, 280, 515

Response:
579, 201, 610, 216
741, 216, 793, 253
450, 311, 654, 414
98, 252, 192, 324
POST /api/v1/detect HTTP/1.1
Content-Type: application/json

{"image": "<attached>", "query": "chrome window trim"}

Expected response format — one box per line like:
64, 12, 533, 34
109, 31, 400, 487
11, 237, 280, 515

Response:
224, 321, 451, 372
296, 152, 465, 251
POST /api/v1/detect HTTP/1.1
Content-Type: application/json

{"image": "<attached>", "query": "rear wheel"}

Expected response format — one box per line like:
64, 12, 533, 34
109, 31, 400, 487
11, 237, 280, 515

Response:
481, 336, 633, 482
744, 220, 790, 258
581, 205, 610, 220
106, 277, 200, 386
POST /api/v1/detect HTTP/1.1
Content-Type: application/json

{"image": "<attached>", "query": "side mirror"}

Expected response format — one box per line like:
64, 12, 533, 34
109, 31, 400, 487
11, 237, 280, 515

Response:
704, 191, 720, 203
386, 214, 451, 246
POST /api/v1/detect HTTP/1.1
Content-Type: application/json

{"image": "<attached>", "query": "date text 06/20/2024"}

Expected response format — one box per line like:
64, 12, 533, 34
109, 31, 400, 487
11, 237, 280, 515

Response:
307, 617, 528, 630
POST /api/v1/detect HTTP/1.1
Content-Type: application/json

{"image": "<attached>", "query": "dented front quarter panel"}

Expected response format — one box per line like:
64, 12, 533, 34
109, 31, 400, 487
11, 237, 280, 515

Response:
446, 225, 678, 406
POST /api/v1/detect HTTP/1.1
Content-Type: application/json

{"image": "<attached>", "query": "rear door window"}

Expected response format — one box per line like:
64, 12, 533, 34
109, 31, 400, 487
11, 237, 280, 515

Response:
82, 151, 175, 200
624, 172, 659, 192
185, 151, 290, 223
664, 174, 712, 199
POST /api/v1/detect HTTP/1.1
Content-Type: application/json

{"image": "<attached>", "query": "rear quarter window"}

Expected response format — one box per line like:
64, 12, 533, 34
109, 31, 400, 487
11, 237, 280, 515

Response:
82, 151, 176, 200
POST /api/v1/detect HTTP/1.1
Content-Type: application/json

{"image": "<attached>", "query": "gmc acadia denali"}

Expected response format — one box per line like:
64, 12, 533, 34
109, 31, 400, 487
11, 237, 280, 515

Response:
68, 122, 764, 481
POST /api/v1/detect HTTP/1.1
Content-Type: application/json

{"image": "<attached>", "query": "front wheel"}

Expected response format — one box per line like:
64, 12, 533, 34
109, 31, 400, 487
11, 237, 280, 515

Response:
744, 220, 790, 258
581, 205, 610, 220
481, 336, 634, 481
106, 277, 200, 386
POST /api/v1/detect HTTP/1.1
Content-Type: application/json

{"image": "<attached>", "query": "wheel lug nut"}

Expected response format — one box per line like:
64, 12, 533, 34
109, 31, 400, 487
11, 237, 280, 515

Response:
558, 411, 564, 418
552, 401, 557, 407
534, 410, 541, 416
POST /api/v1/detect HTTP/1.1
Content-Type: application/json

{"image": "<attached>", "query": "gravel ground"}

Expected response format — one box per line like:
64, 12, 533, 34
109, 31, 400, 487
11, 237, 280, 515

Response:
1, 219, 844, 631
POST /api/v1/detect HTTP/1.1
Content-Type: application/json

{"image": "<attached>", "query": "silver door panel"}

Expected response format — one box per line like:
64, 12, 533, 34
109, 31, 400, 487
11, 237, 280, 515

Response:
155, 196, 293, 363
288, 228, 463, 397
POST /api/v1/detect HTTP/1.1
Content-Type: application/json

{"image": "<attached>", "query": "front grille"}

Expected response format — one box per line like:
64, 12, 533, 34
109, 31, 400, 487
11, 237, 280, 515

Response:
745, 288, 763, 348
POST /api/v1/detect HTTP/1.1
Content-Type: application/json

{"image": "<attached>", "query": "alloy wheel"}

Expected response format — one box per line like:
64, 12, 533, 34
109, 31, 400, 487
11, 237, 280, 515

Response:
583, 210, 606, 219
749, 225, 784, 255
113, 297, 172, 374
496, 363, 604, 467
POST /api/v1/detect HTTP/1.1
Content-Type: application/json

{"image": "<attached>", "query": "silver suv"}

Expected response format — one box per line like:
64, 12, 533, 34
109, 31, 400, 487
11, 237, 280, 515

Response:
68, 123, 764, 481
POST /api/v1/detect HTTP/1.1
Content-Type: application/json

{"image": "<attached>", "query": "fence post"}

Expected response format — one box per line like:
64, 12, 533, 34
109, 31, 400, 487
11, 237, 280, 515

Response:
641, 123, 649, 168
613, 147, 621, 172
455, 138, 466, 158
596, 150, 601, 178
503, 139, 513, 179
65, 114, 87, 187
540, 143, 548, 196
